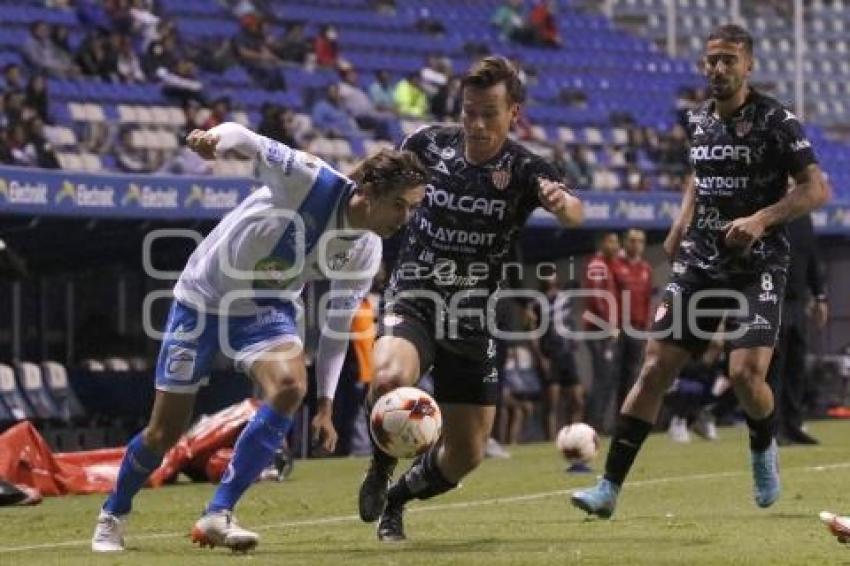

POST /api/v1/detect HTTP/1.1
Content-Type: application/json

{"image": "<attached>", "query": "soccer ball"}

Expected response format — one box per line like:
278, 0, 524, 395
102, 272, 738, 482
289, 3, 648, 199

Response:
370, 387, 442, 459
555, 423, 599, 464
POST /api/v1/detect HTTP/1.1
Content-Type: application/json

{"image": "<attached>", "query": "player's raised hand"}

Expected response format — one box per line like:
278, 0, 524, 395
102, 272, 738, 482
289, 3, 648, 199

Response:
724, 214, 766, 250
186, 129, 220, 160
537, 177, 569, 212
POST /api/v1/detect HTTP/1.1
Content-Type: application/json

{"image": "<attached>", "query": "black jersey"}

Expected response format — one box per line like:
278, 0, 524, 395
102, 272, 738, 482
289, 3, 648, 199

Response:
389, 125, 568, 334
678, 89, 818, 277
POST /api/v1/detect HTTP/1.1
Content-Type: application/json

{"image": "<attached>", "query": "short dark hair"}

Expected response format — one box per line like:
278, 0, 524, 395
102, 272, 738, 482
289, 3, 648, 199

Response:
707, 24, 753, 54
349, 149, 428, 198
462, 56, 525, 104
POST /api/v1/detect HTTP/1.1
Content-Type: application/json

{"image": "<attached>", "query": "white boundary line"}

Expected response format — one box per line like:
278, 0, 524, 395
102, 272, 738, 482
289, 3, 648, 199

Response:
2, 460, 848, 554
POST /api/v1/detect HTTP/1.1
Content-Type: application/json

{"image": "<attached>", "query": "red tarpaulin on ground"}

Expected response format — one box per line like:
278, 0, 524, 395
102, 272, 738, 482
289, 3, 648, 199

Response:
0, 399, 259, 499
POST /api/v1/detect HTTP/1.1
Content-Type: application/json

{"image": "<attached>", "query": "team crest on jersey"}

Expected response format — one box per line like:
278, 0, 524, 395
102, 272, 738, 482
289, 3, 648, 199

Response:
735, 120, 753, 138
491, 169, 511, 191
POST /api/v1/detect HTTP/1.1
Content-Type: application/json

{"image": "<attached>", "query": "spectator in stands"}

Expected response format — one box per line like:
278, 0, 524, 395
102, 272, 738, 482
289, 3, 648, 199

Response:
491, 0, 535, 44
23, 21, 80, 78
625, 165, 650, 192
202, 97, 232, 129
655, 124, 689, 177
420, 55, 450, 99
26, 117, 60, 169
105, 0, 134, 35
181, 99, 204, 132
50, 25, 76, 63
116, 34, 146, 83
258, 103, 298, 148
114, 127, 154, 173
311, 84, 366, 156
313, 25, 340, 68
2, 64, 26, 94
142, 39, 176, 78
338, 66, 402, 142
0, 127, 12, 164
25, 75, 50, 124
7, 123, 37, 167
528, 0, 563, 48
368, 70, 397, 114
393, 72, 429, 119
129, 0, 161, 51
413, 7, 446, 35
3, 91, 31, 126
232, 14, 287, 90
431, 76, 462, 121
76, 32, 118, 81
159, 59, 205, 105
159, 134, 213, 176
272, 22, 310, 65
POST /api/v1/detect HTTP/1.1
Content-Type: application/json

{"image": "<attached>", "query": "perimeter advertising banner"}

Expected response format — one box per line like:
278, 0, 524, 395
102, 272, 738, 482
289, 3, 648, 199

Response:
1, 165, 848, 233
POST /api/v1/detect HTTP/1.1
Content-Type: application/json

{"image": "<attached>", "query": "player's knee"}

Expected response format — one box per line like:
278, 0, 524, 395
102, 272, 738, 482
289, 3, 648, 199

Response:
729, 361, 765, 390
443, 436, 487, 472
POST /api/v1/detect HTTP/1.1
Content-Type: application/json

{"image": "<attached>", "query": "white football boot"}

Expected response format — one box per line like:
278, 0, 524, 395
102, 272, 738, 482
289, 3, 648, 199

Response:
191, 510, 259, 552
91, 509, 127, 552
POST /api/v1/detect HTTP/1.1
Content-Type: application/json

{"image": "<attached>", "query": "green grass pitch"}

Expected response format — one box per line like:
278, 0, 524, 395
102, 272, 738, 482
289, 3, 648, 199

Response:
1, 420, 848, 565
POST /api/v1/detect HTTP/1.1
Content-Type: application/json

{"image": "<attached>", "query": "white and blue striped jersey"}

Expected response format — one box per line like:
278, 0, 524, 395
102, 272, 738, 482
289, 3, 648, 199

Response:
173, 122, 379, 398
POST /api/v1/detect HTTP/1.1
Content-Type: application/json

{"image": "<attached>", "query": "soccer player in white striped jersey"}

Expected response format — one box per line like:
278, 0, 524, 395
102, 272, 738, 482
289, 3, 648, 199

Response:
91, 122, 427, 553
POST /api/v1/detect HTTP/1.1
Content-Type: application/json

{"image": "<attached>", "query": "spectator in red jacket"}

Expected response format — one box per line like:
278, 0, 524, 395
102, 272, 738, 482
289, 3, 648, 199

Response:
616, 229, 653, 411
528, 0, 562, 48
582, 232, 624, 433
314, 25, 339, 68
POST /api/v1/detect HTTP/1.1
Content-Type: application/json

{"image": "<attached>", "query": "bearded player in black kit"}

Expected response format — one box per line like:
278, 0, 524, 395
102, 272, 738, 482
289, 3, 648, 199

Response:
572, 24, 828, 518
358, 56, 583, 541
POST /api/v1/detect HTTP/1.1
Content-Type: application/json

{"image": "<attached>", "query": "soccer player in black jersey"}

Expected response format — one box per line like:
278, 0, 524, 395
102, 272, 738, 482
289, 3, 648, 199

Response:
357, 56, 583, 541
572, 24, 828, 518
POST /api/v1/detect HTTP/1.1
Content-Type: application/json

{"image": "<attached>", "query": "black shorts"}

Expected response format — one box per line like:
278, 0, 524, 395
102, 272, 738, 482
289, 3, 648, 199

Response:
546, 350, 580, 387
651, 264, 786, 355
378, 298, 498, 405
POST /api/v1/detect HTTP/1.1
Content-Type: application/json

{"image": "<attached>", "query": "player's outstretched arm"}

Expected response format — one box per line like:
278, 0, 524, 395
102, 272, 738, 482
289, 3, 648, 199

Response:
186, 122, 264, 160
725, 164, 829, 249
664, 175, 695, 260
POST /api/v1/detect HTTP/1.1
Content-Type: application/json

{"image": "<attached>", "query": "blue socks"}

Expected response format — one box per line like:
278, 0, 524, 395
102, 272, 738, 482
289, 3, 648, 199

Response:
103, 432, 164, 516
206, 404, 293, 513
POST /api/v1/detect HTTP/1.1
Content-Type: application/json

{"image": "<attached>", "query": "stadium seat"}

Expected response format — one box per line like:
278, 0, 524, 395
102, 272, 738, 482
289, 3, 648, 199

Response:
40, 361, 86, 423
80, 359, 106, 372
80, 153, 103, 173
103, 358, 132, 372
14, 362, 60, 421
56, 153, 84, 171
0, 364, 30, 422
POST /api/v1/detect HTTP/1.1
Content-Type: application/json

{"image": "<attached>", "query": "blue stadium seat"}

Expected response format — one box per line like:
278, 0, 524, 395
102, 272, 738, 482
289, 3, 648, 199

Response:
0, 364, 32, 422
41, 361, 87, 423
15, 361, 60, 421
